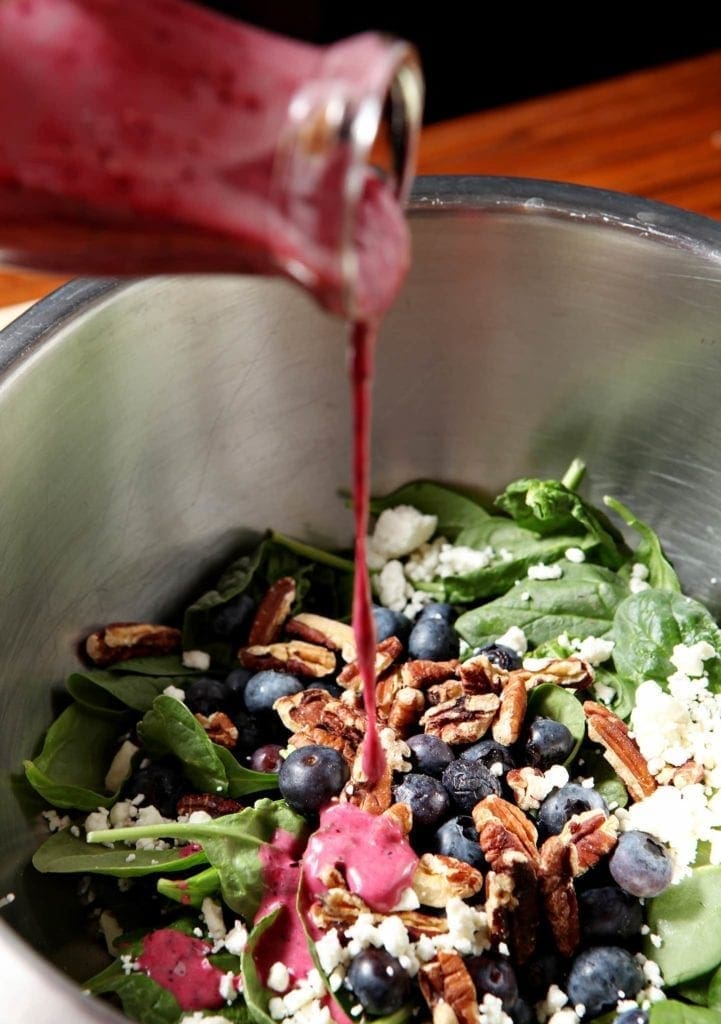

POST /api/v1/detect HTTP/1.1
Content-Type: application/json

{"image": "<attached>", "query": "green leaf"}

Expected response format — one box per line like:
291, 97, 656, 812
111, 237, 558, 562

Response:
709, 967, 721, 1010
604, 496, 681, 592
23, 703, 128, 810
215, 746, 279, 798
32, 829, 208, 876
646, 865, 721, 984
158, 866, 220, 906
577, 748, 628, 808
495, 477, 629, 568
590, 668, 637, 722
138, 695, 229, 795
107, 655, 199, 676
369, 480, 490, 538
242, 909, 281, 1024
650, 1001, 721, 1024
612, 590, 721, 691
455, 563, 628, 650
526, 684, 585, 765
67, 669, 182, 716
85, 964, 182, 1024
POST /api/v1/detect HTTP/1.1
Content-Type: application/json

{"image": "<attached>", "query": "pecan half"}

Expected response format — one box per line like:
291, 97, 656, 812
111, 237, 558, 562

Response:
383, 802, 413, 835
239, 640, 336, 678
85, 622, 181, 667
387, 687, 426, 737
290, 728, 357, 765
583, 700, 657, 801
376, 668, 405, 721
273, 688, 332, 732
673, 759, 705, 787
411, 853, 484, 908
402, 659, 461, 689
427, 680, 465, 705
177, 793, 244, 818
342, 755, 393, 815
338, 637, 403, 691
285, 612, 356, 662
473, 796, 539, 865
309, 887, 368, 930
421, 693, 500, 744
485, 849, 539, 964
557, 809, 618, 875
538, 835, 580, 957
459, 655, 506, 695
195, 711, 238, 749
521, 658, 595, 692
505, 766, 546, 812
437, 951, 480, 1024
491, 676, 527, 746
400, 910, 450, 939
247, 577, 296, 646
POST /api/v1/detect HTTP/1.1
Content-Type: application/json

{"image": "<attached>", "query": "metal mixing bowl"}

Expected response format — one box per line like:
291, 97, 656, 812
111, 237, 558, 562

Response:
3, 176, 721, 1021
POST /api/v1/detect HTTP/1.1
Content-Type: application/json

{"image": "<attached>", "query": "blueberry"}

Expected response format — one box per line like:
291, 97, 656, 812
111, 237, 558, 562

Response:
473, 643, 522, 670
537, 784, 607, 841
442, 758, 501, 813
249, 744, 283, 773
278, 745, 349, 816
520, 952, 565, 1001
461, 739, 516, 776
184, 676, 226, 716
124, 763, 184, 819
306, 680, 343, 698
408, 618, 459, 661
347, 948, 410, 1015
510, 1000, 535, 1024
393, 773, 450, 829
609, 831, 673, 897
434, 816, 486, 870
243, 670, 303, 714
614, 1011, 649, 1024
525, 717, 575, 770
406, 734, 454, 777
466, 954, 518, 1010
578, 886, 643, 942
211, 593, 255, 639
418, 602, 455, 624
373, 606, 412, 645
232, 709, 268, 754
566, 947, 644, 1018
224, 668, 252, 705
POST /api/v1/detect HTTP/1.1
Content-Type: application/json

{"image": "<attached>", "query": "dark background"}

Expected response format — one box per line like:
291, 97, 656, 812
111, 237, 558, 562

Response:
201, 2, 718, 124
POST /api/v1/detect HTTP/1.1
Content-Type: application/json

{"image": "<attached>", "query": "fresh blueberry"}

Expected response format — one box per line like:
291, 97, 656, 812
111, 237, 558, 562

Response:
278, 745, 349, 816
373, 606, 412, 645
243, 670, 303, 714
473, 643, 522, 670
184, 676, 227, 716
232, 709, 268, 754
418, 602, 455, 624
566, 947, 644, 1018
525, 717, 575, 770
408, 618, 459, 661
578, 886, 643, 942
347, 948, 410, 1015
466, 954, 518, 1011
537, 783, 607, 841
306, 679, 343, 698
520, 952, 566, 1001
211, 593, 255, 639
224, 668, 252, 706
461, 739, 516, 776
434, 816, 486, 870
442, 758, 501, 813
609, 831, 673, 897
393, 773, 450, 829
406, 734, 454, 777
123, 763, 184, 819
614, 1011, 649, 1024
510, 999, 535, 1024
249, 744, 283, 773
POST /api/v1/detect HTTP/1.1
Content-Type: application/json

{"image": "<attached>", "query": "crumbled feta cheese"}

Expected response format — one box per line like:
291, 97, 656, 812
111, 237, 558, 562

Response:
42, 809, 71, 832
104, 739, 140, 792
224, 920, 248, 956
576, 635, 615, 666
186, 810, 213, 824
632, 562, 650, 580
376, 916, 412, 959
369, 505, 438, 562
536, 984, 568, 1023
314, 929, 347, 975
564, 547, 586, 563
70, 825, 81, 838
528, 562, 563, 580
391, 886, 421, 911
201, 898, 227, 941
548, 1011, 579, 1024
0, 893, 16, 910
523, 657, 553, 672
85, 808, 110, 834
180, 1015, 230, 1024
162, 684, 186, 702
523, 765, 570, 809
267, 962, 291, 993
375, 559, 413, 612
520, 591, 532, 602
125, 853, 136, 863
220, 971, 239, 1003
629, 577, 651, 593
109, 799, 139, 829
437, 544, 494, 577
135, 805, 169, 828
441, 897, 489, 956
120, 953, 138, 975
670, 641, 716, 678
182, 649, 211, 671
479, 993, 513, 1024
495, 626, 528, 656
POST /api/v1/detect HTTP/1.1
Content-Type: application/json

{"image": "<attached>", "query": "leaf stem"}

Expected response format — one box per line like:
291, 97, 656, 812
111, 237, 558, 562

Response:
271, 532, 354, 573
561, 458, 586, 491
87, 822, 263, 845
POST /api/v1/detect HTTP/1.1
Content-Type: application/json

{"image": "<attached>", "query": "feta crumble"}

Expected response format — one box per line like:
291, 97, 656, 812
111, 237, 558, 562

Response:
495, 626, 528, 656
368, 505, 438, 564
528, 563, 564, 580
162, 684, 186, 702
182, 649, 211, 671
479, 993, 513, 1024
564, 547, 586, 563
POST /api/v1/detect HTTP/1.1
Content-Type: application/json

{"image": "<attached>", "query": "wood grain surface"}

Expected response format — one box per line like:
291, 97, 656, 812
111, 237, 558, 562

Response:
2, 51, 721, 309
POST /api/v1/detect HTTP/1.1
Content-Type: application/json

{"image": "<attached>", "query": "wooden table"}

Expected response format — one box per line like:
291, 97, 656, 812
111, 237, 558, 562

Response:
3, 51, 721, 310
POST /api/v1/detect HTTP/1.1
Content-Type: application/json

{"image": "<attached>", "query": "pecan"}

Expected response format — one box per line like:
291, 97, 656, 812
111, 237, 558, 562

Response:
285, 612, 356, 662
506, 766, 546, 812
427, 680, 464, 705
492, 676, 527, 746
247, 577, 296, 646
388, 687, 426, 737
342, 755, 393, 815
338, 637, 403, 691
472, 796, 539, 865
485, 849, 539, 964
383, 802, 413, 836
309, 887, 368, 930
194, 711, 238, 749
538, 835, 580, 957
376, 668, 405, 721
459, 655, 506, 694
673, 759, 705, 787
520, 658, 595, 692
289, 728, 357, 765
85, 622, 181, 667
239, 640, 336, 678
583, 700, 657, 801
412, 853, 483, 908
399, 910, 450, 938
418, 960, 453, 1024
401, 659, 461, 689
437, 951, 480, 1024
421, 693, 500, 744
557, 809, 618, 875
273, 688, 333, 732
176, 793, 244, 818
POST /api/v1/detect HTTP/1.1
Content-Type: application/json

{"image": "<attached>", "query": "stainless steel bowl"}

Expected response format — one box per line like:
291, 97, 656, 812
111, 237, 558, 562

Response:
3, 176, 721, 1021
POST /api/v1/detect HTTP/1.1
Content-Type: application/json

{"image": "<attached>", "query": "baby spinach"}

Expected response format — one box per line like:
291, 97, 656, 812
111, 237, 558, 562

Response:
24, 703, 128, 810
32, 829, 207, 876
526, 684, 585, 765
107, 655, 199, 676
242, 909, 280, 1024
456, 563, 628, 651
157, 866, 221, 907
85, 964, 182, 1024
577, 748, 628, 808
369, 479, 490, 537
590, 667, 637, 722
67, 669, 181, 717
612, 590, 721, 691
138, 695, 229, 795
651, 1002, 721, 1024
604, 496, 681, 592
215, 745, 279, 799
646, 865, 721, 985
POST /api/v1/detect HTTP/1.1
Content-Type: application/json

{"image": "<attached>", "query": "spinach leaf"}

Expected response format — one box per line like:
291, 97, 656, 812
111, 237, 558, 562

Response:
87, 798, 307, 920
495, 477, 629, 569
677, 972, 714, 1007
590, 668, 637, 723
242, 909, 280, 1024
107, 655, 199, 676
526, 684, 585, 765
158, 866, 221, 906
23, 703, 128, 810
215, 746, 279, 798
650, 1002, 721, 1024
32, 829, 207, 876
138, 695, 229, 795
612, 590, 721, 691
577, 748, 628, 808
369, 480, 490, 538
67, 669, 181, 717
710, 968, 721, 1011
604, 496, 681, 592
455, 563, 628, 651
646, 865, 721, 984
85, 963, 182, 1024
